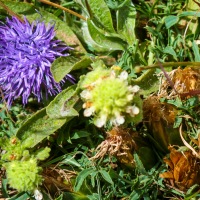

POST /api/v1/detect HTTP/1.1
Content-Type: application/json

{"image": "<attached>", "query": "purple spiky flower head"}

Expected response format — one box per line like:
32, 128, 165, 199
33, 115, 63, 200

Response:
0, 16, 74, 106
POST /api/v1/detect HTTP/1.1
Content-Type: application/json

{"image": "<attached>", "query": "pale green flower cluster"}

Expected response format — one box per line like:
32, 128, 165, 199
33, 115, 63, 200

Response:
0, 136, 50, 193
80, 66, 140, 127
4, 158, 43, 192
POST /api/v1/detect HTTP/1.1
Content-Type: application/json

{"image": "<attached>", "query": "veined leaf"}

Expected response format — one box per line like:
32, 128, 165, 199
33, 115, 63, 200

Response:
62, 192, 90, 200
87, 19, 125, 51
117, 0, 136, 45
178, 11, 200, 18
132, 69, 159, 97
87, 0, 115, 32
163, 46, 177, 60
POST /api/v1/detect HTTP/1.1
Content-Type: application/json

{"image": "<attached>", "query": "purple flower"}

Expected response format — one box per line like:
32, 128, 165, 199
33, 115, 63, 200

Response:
0, 16, 74, 106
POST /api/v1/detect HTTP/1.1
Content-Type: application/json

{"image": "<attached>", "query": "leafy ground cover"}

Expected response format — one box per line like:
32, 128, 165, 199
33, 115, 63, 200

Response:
1, 0, 200, 199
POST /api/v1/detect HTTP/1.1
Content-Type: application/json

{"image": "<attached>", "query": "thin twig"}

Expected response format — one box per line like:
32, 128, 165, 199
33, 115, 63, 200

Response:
156, 57, 179, 95
179, 124, 200, 158
0, 1, 24, 22
38, 0, 86, 21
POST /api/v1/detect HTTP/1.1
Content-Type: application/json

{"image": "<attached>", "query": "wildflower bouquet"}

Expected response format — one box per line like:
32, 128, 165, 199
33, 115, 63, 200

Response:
1, 0, 200, 199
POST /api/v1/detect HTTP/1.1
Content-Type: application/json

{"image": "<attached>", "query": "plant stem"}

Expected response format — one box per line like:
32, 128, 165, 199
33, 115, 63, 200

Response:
39, 0, 86, 21
0, 1, 24, 22
137, 61, 200, 71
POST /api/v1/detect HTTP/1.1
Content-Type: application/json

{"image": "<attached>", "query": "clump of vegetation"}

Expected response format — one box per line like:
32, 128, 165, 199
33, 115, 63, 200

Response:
1, 0, 200, 199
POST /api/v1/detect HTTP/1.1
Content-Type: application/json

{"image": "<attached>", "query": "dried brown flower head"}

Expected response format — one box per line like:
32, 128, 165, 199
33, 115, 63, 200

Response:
160, 146, 200, 191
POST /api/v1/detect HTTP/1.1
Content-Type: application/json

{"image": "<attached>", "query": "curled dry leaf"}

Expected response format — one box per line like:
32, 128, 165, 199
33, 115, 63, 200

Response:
160, 146, 200, 191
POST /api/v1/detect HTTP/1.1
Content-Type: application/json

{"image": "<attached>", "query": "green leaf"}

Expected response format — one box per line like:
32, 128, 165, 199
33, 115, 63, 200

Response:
71, 131, 91, 140
132, 69, 159, 97
165, 15, 179, 29
16, 108, 66, 148
192, 41, 200, 61
163, 46, 177, 60
9, 192, 30, 200
46, 85, 80, 119
61, 155, 82, 168
99, 169, 114, 185
2, 0, 85, 53
51, 56, 92, 82
106, 0, 130, 9
178, 11, 200, 18
90, 171, 98, 187
87, 0, 115, 32
2, 179, 9, 198
117, 0, 136, 45
134, 153, 147, 175
62, 192, 90, 200
87, 19, 125, 51
74, 168, 94, 192
185, 184, 200, 199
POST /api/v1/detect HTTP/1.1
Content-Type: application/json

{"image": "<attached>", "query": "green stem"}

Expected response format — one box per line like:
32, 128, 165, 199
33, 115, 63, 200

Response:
137, 61, 200, 71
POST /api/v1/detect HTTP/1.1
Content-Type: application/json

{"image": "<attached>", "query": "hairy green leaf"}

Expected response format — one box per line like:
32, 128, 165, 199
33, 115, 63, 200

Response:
132, 69, 159, 97
46, 85, 80, 119
17, 108, 66, 147
51, 56, 92, 82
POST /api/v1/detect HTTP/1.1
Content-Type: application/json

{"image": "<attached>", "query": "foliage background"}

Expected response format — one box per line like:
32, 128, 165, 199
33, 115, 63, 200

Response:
1, 0, 200, 199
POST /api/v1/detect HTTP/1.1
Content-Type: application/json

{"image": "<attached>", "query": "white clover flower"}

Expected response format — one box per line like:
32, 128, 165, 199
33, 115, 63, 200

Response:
79, 67, 141, 127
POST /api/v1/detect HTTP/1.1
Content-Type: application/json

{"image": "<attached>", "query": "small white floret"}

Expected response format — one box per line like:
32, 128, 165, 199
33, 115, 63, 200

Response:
80, 90, 91, 100
128, 85, 140, 93
119, 71, 128, 80
84, 107, 95, 117
115, 115, 125, 126
34, 189, 43, 200
126, 106, 140, 116
95, 114, 107, 127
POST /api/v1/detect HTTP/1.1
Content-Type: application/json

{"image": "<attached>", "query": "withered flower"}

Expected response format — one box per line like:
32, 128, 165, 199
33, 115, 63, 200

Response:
143, 96, 182, 152
160, 146, 200, 191
91, 127, 137, 168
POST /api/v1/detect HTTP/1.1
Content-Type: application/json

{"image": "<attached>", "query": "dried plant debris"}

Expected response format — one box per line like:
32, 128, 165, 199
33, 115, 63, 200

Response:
143, 96, 182, 152
158, 67, 200, 99
160, 146, 200, 191
91, 127, 137, 168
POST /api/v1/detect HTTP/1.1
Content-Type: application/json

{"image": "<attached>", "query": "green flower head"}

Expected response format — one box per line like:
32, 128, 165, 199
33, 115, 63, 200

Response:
4, 158, 43, 192
80, 67, 140, 127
